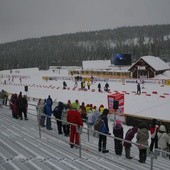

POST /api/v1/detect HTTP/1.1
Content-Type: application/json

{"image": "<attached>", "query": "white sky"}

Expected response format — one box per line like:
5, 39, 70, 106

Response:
0, 67, 170, 122
0, 0, 170, 43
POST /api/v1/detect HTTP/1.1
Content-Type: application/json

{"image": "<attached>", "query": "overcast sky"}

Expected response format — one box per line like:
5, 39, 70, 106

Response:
0, 0, 170, 43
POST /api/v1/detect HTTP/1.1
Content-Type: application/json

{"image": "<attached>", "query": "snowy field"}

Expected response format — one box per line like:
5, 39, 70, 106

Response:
0, 67, 170, 122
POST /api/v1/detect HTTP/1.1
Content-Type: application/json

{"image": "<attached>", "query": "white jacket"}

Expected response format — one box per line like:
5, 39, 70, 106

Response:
158, 125, 170, 149
87, 111, 95, 124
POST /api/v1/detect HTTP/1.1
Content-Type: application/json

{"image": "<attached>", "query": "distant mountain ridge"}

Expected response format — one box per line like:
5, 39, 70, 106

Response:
0, 24, 170, 70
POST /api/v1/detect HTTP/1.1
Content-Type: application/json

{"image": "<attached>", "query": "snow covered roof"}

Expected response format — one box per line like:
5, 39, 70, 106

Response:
82, 60, 111, 70
141, 56, 169, 71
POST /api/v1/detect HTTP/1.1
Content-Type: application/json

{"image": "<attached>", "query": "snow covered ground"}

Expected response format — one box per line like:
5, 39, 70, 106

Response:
0, 67, 170, 170
0, 68, 170, 121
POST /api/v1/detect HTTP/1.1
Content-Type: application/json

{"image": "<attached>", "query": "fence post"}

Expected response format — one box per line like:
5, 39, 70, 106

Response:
38, 122, 41, 138
79, 126, 82, 158
150, 152, 154, 170
37, 110, 41, 138
87, 127, 90, 142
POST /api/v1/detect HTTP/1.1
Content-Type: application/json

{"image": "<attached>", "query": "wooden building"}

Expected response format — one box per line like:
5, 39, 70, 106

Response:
128, 56, 169, 78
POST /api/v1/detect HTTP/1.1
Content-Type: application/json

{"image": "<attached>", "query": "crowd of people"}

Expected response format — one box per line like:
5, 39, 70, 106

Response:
61, 79, 112, 93
112, 118, 170, 163
6, 93, 170, 163
36, 96, 170, 162
9, 91, 28, 120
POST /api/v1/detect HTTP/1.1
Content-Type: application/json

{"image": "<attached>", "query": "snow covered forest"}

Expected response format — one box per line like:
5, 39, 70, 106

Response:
0, 24, 170, 70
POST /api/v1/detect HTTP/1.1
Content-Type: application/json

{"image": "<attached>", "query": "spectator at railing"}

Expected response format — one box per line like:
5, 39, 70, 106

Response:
168, 132, 170, 159
79, 102, 87, 120
10, 93, 18, 119
157, 125, 170, 158
61, 104, 70, 136
113, 119, 124, 156
47, 95, 53, 110
98, 108, 110, 153
149, 119, 159, 152
67, 102, 83, 148
86, 108, 95, 134
44, 97, 52, 130
137, 83, 141, 95
16, 92, 28, 120
53, 101, 64, 134
123, 127, 138, 159
92, 107, 100, 137
37, 98, 45, 127
136, 122, 149, 163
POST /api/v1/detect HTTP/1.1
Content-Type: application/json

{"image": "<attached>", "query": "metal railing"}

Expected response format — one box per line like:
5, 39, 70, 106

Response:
27, 103, 170, 170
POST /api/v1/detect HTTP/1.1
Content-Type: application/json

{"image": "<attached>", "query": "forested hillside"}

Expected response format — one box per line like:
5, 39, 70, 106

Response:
0, 24, 170, 70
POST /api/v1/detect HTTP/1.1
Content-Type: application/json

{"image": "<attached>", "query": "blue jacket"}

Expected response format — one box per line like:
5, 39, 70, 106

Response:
45, 98, 52, 116
99, 116, 109, 134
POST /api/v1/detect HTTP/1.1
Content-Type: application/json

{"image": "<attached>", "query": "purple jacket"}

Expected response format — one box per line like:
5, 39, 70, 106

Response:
113, 124, 123, 139
123, 127, 138, 148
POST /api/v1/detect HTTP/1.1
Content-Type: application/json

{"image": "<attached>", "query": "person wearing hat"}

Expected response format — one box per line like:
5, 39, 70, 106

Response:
157, 125, 170, 158
67, 102, 83, 148
113, 119, 124, 155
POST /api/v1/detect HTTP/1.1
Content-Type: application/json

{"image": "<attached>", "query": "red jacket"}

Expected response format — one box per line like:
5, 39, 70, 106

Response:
67, 109, 83, 127
150, 125, 159, 139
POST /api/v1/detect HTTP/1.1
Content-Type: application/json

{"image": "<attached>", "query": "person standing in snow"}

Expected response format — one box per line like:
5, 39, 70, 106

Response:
98, 83, 101, 92
137, 83, 141, 95
104, 82, 109, 92
167, 132, 170, 159
123, 127, 138, 159
63, 81, 67, 89
113, 119, 124, 155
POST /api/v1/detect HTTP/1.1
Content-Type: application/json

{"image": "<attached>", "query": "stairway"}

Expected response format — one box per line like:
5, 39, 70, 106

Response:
0, 106, 169, 170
